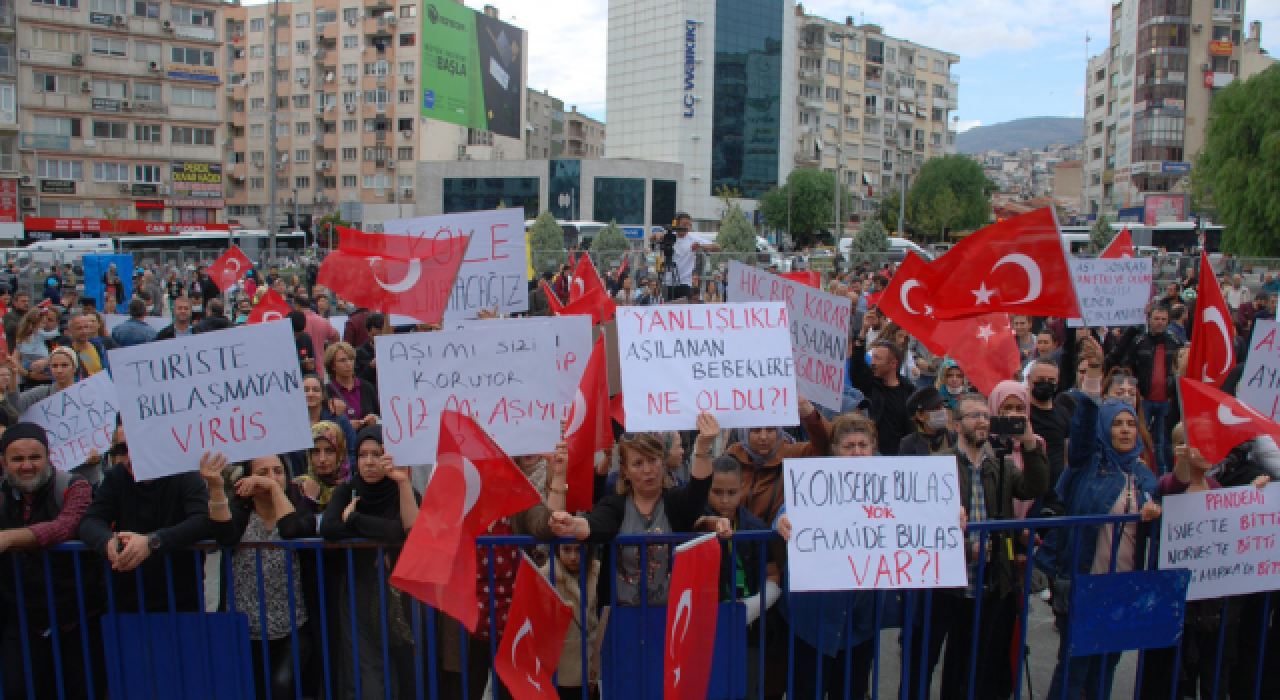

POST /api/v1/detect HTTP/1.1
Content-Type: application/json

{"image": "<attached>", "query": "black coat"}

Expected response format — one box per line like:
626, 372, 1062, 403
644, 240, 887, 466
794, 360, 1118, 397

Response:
1107, 327, 1183, 400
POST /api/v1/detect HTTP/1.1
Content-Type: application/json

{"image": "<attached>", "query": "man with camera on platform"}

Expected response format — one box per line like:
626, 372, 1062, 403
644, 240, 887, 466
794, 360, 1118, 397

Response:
649, 212, 719, 302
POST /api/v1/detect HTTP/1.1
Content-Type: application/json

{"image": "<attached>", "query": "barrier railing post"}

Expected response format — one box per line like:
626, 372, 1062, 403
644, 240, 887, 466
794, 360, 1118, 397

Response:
375, 546, 392, 700
255, 548, 274, 700
39, 551, 67, 700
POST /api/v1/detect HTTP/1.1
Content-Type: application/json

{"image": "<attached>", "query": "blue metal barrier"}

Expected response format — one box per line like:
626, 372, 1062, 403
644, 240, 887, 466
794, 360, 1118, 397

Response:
0, 514, 1276, 699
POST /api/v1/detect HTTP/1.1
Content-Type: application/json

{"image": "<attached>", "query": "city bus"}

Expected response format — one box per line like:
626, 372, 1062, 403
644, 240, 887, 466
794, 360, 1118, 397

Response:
117, 230, 308, 266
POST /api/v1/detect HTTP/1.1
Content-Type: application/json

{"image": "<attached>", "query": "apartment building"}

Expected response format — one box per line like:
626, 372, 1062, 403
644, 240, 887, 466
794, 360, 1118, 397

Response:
16, 0, 230, 224
566, 106, 604, 159
0, 0, 16, 229
1080, 0, 1254, 221
525, 87, 563, 159
223, 0, 527, 231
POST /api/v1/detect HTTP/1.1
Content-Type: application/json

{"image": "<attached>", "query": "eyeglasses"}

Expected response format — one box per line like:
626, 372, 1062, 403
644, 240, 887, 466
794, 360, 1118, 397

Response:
960, 411, 990, 421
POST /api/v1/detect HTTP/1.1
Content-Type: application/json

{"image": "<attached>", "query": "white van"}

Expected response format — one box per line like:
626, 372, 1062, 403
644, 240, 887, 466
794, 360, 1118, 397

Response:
837, 236, 933, 262
20, 238, 115, 266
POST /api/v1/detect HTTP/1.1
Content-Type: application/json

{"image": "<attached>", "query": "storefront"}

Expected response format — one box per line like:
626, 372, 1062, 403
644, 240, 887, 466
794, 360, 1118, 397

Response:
22, 217, 230, 243
170, 162, 224, 224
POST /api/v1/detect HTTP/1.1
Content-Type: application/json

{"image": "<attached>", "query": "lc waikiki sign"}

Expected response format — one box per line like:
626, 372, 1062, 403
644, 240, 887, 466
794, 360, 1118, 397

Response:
683, 20, 699, 118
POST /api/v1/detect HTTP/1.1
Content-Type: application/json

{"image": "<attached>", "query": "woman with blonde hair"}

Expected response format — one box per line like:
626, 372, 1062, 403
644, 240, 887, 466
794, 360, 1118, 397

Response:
323, 341, 379, 429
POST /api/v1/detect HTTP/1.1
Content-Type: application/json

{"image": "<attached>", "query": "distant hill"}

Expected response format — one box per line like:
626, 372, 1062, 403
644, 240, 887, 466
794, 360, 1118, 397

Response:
957, 117, 1084, 154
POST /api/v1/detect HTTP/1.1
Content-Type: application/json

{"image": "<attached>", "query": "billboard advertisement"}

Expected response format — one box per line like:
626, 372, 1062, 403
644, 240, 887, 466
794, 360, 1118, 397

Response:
1144, 194, 1187, 225
171, 162, 223, 198
419, 2, 524, 139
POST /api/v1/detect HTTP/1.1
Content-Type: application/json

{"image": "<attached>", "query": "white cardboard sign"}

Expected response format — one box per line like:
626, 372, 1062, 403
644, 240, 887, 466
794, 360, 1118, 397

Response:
726, 261, 851, 413
19, 371, 119, 471
375, 324, 559, 462
381, 208, 528, 321
782, 455, 968, 591
616, 303, 799, 432
108, 321, 313, 480
1238, 321, 1280, 419
452, 315, 593, 420
1159, 483, 1280, 601
1068, 257, 1153, 327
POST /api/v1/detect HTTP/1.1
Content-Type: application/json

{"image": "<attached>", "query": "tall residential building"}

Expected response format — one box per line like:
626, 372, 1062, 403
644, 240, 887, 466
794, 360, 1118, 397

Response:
0, 0, 17, 232
17, 0, 231, 224
525, 87, 564, 159
1080, 0, 1253, 221
223, 0, 527, 231
606, 0, 959, 229
566, 106, 604, 159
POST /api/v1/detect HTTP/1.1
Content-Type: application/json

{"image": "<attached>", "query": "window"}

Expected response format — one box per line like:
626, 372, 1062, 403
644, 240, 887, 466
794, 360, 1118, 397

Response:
33, 0, 77, 7
342, 119, 357, 133
295, 121, 310, 135
864, 118, 880, 135
826, 59, 840, 75
91, 37, 128, 57
249, 123, 264, 138
849, 38, 862, 53
292, 94, 310, 108
342, 8, 357, 22
35, 73, 73, 93
398, 175, 412, 190
133, 1, 159, 18
399, 4, 416, 17
132, 164, 161, 183
34, 115, 80, 137
248, 177, 264, 190
250, 18, 264, 31
92, 79, 127, 99
38, 159, 82, 180
1094, 94, 1105, 109
341, 147, 357, 161
397, 147, 413, 160
798, 112, 812, 126
343, 35, 358, 49
249, 71, 264, 84
294, 149, 310, 163
295, 176, 310, 189
398, 61, 414, 75
397, 118, 412, 132
91, 0, 127, 12
129, 42, 160, 65
342, 175, 357, 188
847, 63, 861, 80
362, 174, 391, 189
171, 5, 215, 26
930, 107, 944, 121
825, 87, 839, 101
931, 132, 942, 146
171, 87, 216, 107
363, 88, 389, 104
294, 12, 310, 27
31, 29, 76, 52
933, 59, 945, 73
93, 162, 130, 181
276, 70, 288, 82
399, 34, 415, 47
844, 117, 859, 132
132, 124, 161, 142
1092, 147, 1103, 160
92, 121, 128, 139
171, 46, 215, 67
249, 97, 265, 110
398, 89, 413, 103
363, 60, 389, 76
341, 63, 358, 80
295, 67, 310, 83
276, 43, 289, 57
295, 40, 310, 54
171, 126, 215, 145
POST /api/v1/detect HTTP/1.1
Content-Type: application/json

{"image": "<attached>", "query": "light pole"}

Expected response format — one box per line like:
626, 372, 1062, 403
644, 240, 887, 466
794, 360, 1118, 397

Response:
899, 171, 907, 239
267, 0, 280, 265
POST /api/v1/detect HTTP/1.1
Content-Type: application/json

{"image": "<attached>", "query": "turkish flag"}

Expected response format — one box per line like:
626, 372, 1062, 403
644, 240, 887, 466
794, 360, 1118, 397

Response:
938, 313, 1022, 396
610, 392, 626, 429
541, 279, 563, 315
494, 555, 573, 700
1100, 229, 1135, 259
565, 335, 613, 512
878, 252, 943, 355
1179, 378, 1280, 463
390, 410, 542, 633
559, 254, 616, 325
248, 289, 292, 325
1188, 251, 1235, 386
207, 245, 252, 291
928, 208, 1081, 320
317, 226, 470, 325
664, 533, 721, 700
780, 270, 822, 288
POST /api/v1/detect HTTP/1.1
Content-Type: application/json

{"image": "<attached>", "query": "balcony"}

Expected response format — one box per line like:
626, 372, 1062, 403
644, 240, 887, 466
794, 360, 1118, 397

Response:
796, 95, 822, 110
865, 80, 883, 91
898, 86, 915, 100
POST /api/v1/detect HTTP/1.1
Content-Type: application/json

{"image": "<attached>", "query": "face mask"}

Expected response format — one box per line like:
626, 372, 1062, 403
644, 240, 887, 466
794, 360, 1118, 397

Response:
925, 409, 950, 431
1116, 395, 1136, 407
1031, 380, 1057, 402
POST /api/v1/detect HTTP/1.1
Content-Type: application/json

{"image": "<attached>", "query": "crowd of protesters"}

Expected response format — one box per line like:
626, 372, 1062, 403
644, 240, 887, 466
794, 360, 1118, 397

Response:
0, 231, 1277, 700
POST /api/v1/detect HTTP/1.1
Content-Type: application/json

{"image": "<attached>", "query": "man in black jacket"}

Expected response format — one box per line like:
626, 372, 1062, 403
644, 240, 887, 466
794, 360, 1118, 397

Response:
1106, 304, 1182, 472
78, 422, 212, 613
848, 325, 914, 455
155, 295, 195, 340
193, 298, 233, 334
354, 312, 386, 386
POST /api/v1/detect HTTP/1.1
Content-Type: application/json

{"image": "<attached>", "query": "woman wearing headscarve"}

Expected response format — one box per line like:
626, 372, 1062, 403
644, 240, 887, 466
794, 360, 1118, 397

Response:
1036, 336, 1162, 700
934, 359, 968, 411
14, 346, 78, 414
320, 425, 420, 700
294, 420, 349, 510
723, 398, 828, 530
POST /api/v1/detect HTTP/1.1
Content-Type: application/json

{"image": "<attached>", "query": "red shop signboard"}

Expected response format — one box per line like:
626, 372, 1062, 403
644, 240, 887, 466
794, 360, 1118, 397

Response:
21, 217, 231, 235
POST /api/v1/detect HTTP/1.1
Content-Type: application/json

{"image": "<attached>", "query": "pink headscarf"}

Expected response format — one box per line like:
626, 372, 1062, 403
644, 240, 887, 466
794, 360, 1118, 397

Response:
988, 380, 1041, 519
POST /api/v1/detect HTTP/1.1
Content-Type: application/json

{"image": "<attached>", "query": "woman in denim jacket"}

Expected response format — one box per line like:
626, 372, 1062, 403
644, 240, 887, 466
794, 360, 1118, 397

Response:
1036, 336, 1162, 700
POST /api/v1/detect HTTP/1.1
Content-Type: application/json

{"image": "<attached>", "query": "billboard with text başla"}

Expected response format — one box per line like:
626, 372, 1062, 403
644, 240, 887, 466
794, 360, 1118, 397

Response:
420, 2, 524, 139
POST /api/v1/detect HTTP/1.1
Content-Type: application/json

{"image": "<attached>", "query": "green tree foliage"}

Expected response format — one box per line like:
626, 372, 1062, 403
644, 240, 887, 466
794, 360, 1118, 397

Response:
915, 188, 961, 240
1086, 215, 1113, 255
590, 220, 630, 270
1192, 65, 1280, 255
314, 211, 352, 248
848, 219, 890, 259
759, 169, 853, 247
905, 155, 993, 237
529, 211, 566, 274
717, 203, 757, 264
877, 188, 908, 236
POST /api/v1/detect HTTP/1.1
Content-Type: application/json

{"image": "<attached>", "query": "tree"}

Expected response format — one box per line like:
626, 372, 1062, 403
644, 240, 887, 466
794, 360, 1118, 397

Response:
590, 219, 630, 271
904, 155, 993, 237
759, 169, 853, 248
529, 211, 565, 275
916, 187, 960, 241
314, 211, 351, 249
846, 219, 889, 267
1086, 215, 1113, 255
714, 184, 742, 215
1192, 65, 1280, 255
717, 203, 756, 263
877, 188, 909, 237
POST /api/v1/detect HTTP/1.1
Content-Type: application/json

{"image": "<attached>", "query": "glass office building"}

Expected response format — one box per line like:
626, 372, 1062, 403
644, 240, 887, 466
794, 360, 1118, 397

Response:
710, 0, 784, 199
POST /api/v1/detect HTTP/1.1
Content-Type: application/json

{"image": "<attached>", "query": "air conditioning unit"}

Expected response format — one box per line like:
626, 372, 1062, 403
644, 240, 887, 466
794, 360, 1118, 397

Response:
843, 104, 852, 113
347, 18, 356, 27
71, 54, 84, 67
112, 15, 127, 27
118, 184, 131, 193
148, 61, 162, 72
404, 73, 414, 84
386, 160, 395, 170
298, 78, 310, 87
316, 160, 329, 170
159, 185, 171, 195
1202, 63, 1211, 71
1192, 23, 1203, 32
162, 20, 174, 31
358, 11, 366, 19
19, 175, 32, 186
345, 103, 356, 113
253, 161, 264, 169
21, 197, 34, 209
80, 81, 92, 93
401, 130, 412, 140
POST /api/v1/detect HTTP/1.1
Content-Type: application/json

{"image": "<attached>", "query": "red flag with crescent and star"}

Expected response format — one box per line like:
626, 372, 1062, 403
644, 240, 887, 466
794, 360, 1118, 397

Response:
564, 335, 613, 512
559, 254, 616, 325
390, 410, 542, 633
317, 226, 471, 326
1179, 378, 1280, 463
926, 208, 1081, 321
206, 245, 252, 292
541, 279, 564, 315
494, 554, 573, 700
664, 533, 720, 700
1100, 228, 1135, 259
247, 289, 292, 325
1188, 250, 1236, 387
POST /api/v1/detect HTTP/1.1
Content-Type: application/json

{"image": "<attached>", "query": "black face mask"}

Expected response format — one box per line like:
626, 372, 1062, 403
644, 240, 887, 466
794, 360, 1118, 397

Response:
1031, 380, 1057, 402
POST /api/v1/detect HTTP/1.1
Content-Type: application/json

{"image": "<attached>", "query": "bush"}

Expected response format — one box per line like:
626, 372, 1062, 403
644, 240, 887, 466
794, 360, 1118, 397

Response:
591, 220, 630, 271
529, 211, 565, 275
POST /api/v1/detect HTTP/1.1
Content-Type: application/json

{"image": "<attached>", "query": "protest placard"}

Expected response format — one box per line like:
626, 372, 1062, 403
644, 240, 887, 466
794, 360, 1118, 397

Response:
382, 208, 527, 320
19, 371, 118, 471
108, 321, 313, 480
1159, 482, 1280, 601
1238, 320, 1280, 419
616, 303, 799, 432
375, 323, 559, 462
782, 455, 968, 591
727, 261, 851, 413
453, 315, 593, 419
1068, 257, 1153, 327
